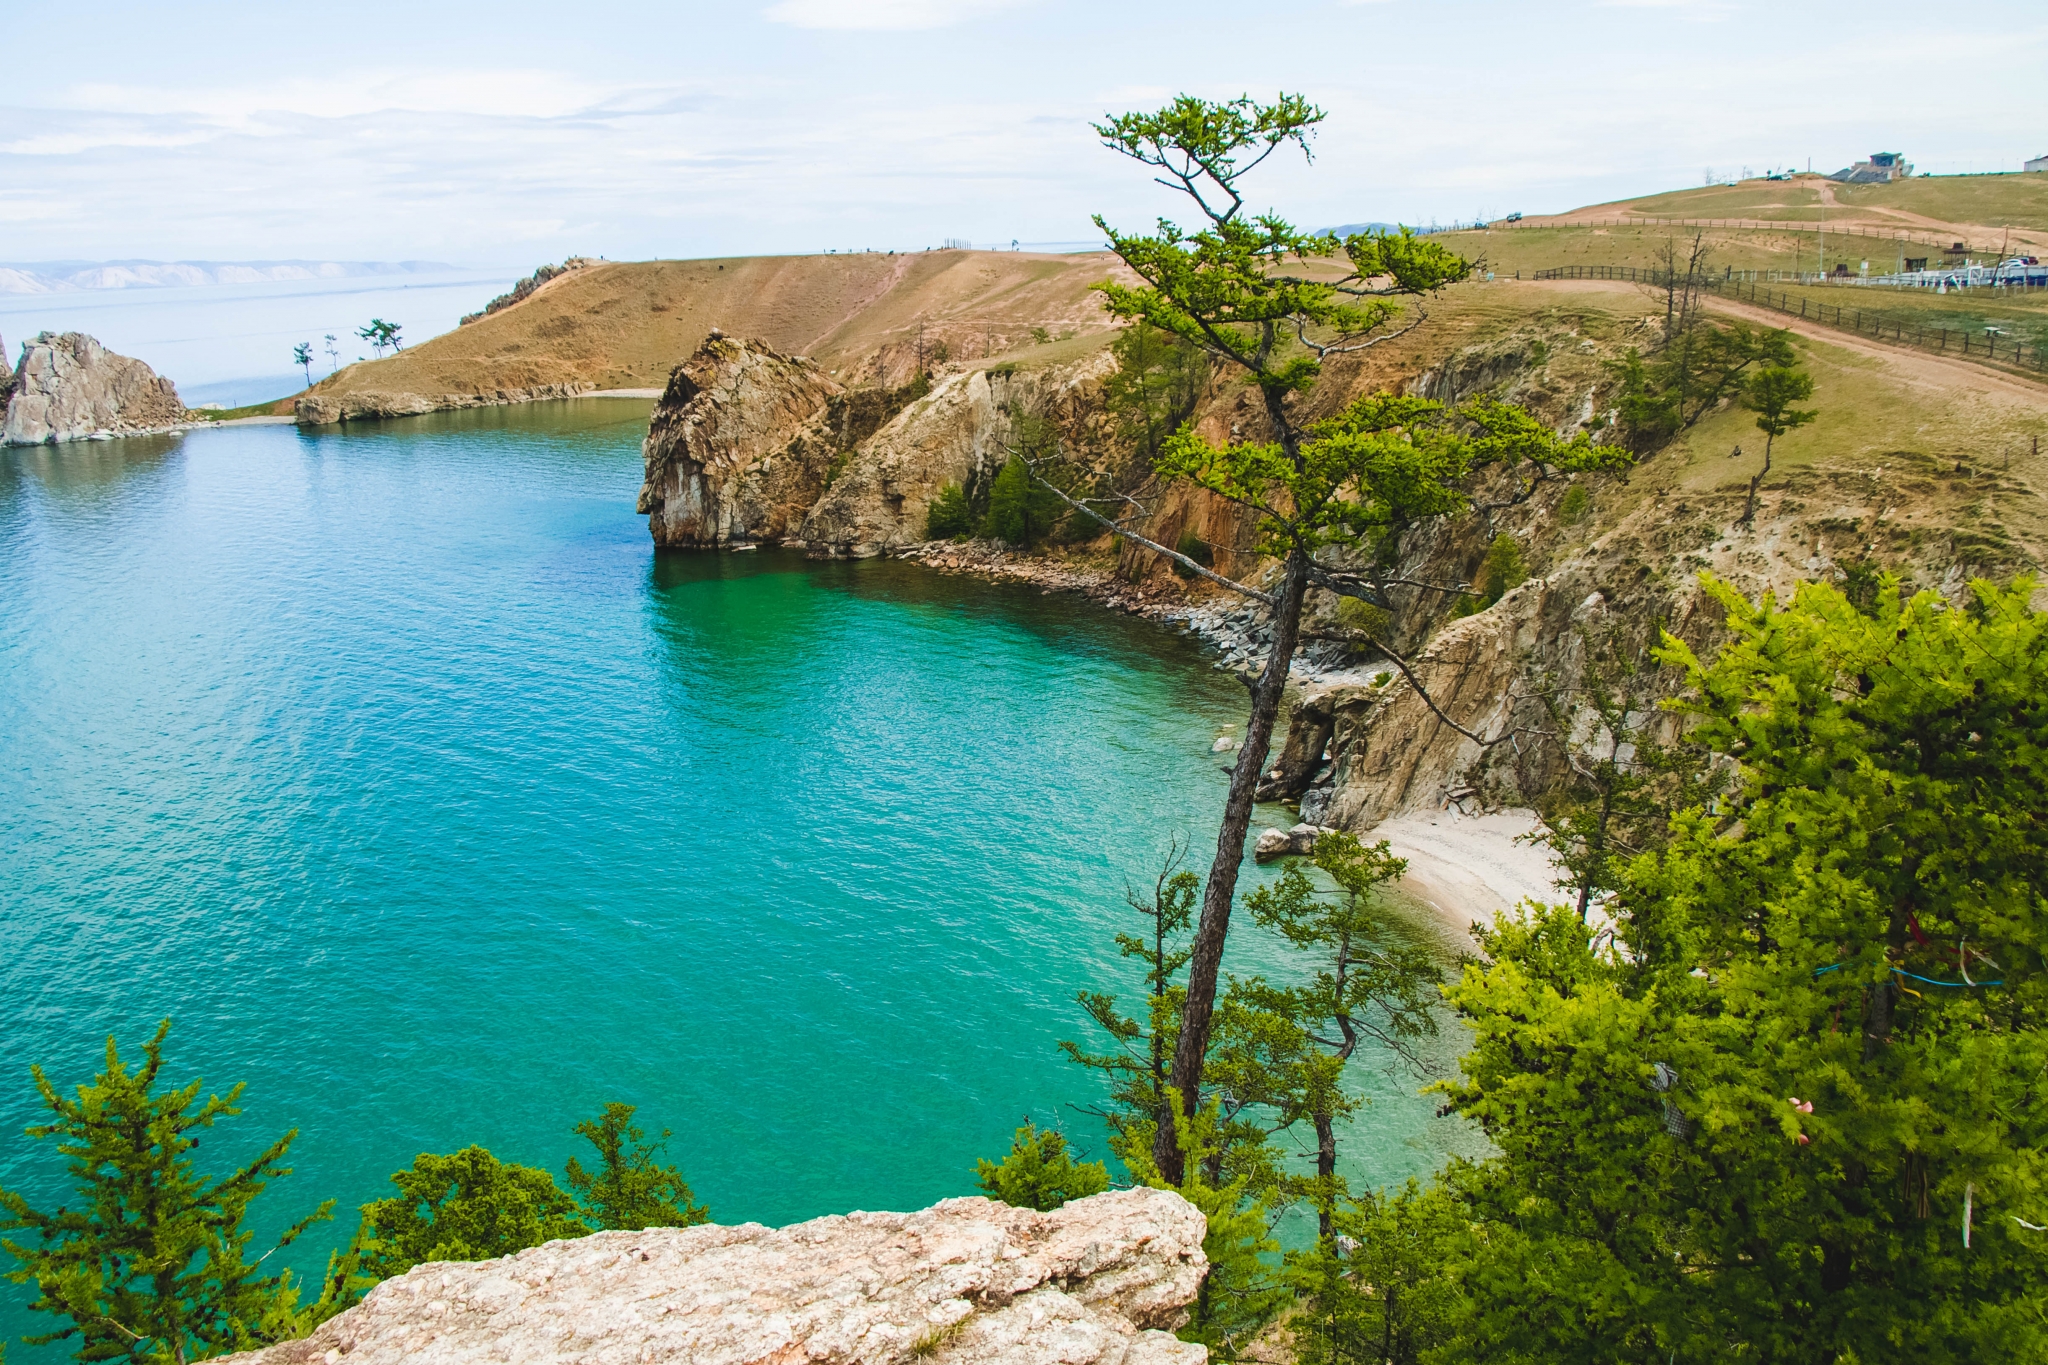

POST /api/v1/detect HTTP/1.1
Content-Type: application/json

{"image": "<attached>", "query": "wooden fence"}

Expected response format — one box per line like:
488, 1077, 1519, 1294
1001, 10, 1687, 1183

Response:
1502, 215, 2001, 254
1529, 265, 2047, 375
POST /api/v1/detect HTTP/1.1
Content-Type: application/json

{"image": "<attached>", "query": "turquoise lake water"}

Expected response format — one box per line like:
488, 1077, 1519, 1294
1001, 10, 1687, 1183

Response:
0, 399, 1473, 1352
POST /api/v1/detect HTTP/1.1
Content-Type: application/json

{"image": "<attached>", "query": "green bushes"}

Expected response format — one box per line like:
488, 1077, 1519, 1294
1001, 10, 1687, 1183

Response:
981, 453, 1066, 548
924, 483, 972, 539
1451, 532, 1529, 617
973, 1123, 1109, 1211
353, 1147, 585, 1283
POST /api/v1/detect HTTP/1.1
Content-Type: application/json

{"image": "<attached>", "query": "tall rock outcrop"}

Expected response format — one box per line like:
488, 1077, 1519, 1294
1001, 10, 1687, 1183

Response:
800, 368, 1002, 556
637, 333, 847, 547
221, 1188, 1206, 1365
3, 332, 184, 445
637, 332, 925, 549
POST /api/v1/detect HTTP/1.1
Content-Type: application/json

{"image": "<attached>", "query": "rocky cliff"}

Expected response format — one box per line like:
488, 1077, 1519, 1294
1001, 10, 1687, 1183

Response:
800, 352, 1115, 557
223, 1189, 1206, 1365
638, 332, 1076, 553
2, 332, 185, 445
637, 332, 852, 547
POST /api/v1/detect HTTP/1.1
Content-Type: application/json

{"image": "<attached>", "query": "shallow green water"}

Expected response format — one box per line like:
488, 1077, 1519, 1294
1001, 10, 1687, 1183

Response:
0, 400, 1472, 1352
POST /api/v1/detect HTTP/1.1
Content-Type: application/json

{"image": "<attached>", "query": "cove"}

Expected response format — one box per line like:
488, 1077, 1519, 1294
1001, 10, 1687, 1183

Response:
0, 400, 1474, 1352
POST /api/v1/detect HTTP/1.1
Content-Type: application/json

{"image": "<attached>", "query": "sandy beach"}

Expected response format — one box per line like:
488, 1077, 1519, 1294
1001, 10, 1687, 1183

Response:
1369, 808, 1565, 945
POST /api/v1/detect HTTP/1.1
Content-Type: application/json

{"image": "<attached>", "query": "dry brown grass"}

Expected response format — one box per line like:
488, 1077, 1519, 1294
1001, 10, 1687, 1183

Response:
310, 250, 1131, 399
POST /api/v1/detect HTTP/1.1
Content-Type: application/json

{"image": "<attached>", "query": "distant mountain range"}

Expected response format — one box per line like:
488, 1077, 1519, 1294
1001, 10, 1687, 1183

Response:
0, 259, 465, 294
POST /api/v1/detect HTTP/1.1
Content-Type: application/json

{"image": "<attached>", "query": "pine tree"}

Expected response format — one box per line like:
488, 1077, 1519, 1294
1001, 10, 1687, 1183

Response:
563, 1103, 709, 1232
973, 1124, 1109, 1211
1240, 833, 1442, 1236
923, 483, 972, 539
1078, 94, 1624, 1179
1438, 574, 2048, 1362
0, 1021, 332, 1365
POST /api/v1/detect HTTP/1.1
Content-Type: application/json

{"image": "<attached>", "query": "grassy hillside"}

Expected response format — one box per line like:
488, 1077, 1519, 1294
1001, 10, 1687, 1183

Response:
1440, 223, 1858, 277
1834, 173, 2048, 231
1543, 171, 2047, 241
1277, 276, 2048, 576
311, 249, 1128, 399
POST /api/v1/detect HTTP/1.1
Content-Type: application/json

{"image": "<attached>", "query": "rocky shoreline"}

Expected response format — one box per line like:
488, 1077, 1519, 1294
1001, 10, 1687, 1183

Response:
891, 538, 1381, 688
294, 382, 599, 426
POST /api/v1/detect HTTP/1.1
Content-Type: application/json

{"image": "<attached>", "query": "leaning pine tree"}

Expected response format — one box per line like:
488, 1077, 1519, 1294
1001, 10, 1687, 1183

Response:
0, 1021, 333, 1365
1052, 92, 1630, 1179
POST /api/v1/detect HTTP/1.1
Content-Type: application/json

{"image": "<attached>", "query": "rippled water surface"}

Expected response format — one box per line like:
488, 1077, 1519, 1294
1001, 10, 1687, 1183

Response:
0, 400, 1471, 1350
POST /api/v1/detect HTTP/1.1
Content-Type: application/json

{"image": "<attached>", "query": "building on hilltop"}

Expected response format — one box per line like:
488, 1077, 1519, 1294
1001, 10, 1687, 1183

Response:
1829, 152, 1912, 184
2027, 153, 2048, 174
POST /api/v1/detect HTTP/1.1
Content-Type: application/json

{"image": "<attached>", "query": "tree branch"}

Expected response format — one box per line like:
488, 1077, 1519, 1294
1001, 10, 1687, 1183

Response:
1363, 634, 1518, 749
1021, 459, 1277, 606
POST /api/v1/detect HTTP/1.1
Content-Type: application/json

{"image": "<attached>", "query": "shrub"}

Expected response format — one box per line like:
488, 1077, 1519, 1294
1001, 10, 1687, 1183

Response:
925, 483, 972, 539
981, 455, 1063, 547
1559, 484, 1591, 523
1172, 527, 1213, 576
565, 1102, 709, 1232
1333, 596, 1390, 638
974, 1123, 1109, 1211
1452, 532, 1529, 618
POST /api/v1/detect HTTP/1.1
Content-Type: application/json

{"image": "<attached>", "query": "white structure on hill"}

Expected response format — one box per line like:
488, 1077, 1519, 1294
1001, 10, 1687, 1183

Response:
2027, 153, 2048, 174
1830, 152, 1912, 184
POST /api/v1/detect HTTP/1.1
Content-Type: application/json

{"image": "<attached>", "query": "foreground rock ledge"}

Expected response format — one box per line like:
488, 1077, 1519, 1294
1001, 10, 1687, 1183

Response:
224, 1188, 1207, 1365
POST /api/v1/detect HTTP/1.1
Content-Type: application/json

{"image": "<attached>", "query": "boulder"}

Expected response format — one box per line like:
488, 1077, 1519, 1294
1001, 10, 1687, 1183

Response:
1253, 822, 1334, 862
3, 332, 183, 445
217, 1188, 1208, 1365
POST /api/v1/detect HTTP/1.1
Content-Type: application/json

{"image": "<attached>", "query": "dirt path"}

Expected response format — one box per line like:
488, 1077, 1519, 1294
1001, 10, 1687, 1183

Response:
1518, 277, 2048, 402
1702, 292, 2048, 401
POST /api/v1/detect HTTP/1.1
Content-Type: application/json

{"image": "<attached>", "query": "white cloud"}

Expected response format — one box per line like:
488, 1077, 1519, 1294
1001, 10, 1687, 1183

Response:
761, 0, 1026, 30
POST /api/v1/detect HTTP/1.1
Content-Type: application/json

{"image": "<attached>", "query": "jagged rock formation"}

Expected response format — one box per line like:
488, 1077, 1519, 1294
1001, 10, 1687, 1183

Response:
2, 332, 184, 445
294, 383, 596, 426
637, 333, 929, 549
221, 1189, 1206, 1365
635, 330, 1117, 556
800, 369, 999, 556
637, 333, 848, 547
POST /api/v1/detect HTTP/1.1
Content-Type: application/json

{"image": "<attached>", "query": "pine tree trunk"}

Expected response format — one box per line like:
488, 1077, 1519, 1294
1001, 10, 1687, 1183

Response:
1315, 1108, 1338, 1240
1155, 548, 1309, 1181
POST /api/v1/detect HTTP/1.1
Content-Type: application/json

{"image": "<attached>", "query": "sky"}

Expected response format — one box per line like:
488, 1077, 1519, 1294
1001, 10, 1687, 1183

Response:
3, 0, 2045, 271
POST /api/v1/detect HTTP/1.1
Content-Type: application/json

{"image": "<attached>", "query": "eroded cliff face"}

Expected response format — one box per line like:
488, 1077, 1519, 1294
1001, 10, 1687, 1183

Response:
637, 331, 1116, 557
801, 351, 1116, 557
222, 1189, 1207, 1365
3, 332, 184, 445
637, 332, 850, 547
